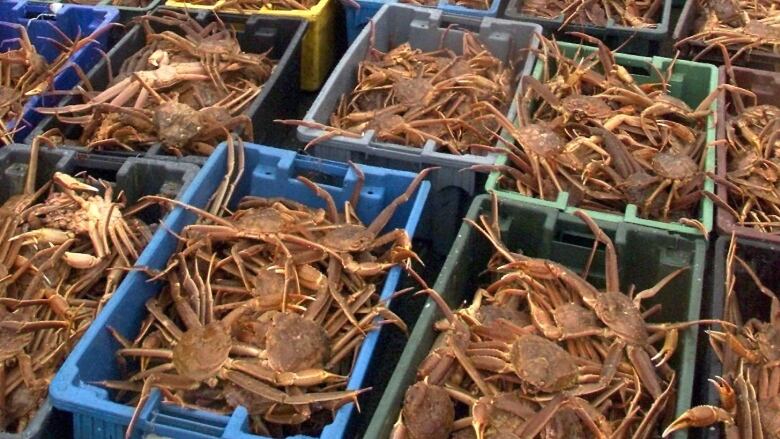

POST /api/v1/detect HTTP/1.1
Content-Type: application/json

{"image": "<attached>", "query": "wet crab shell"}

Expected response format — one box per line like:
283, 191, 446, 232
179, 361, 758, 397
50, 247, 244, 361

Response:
755, 322, 780, 362
552, 302, 601, 337
2, 385, 45, 431
320, 224, 375, 253
543, 407, 591, 439
592, 292, 649, 345
223, 382, 275, 414
40, 193, 89, 234
515, 124, 567, 158
265, 312, 330, 373
392, 77, 435, 107
172, 321, 232, 382
231, 310, 274, 348
402, 382, 454, 439
154, 101, 201, 147
0, 309, 35, 362
476, 304, 531, 328
367, 112, 405, 133
651, 152, 700, 180
233, 207, 296, 234
561, 95, 613, 121
252, 268, 287, 297
443, 59, 473, 79
704, 0, 744, 26
511, 334, 579, 393
473, 392, 537, 438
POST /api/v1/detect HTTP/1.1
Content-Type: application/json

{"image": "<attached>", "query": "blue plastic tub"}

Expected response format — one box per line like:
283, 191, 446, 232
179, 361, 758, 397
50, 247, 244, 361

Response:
344, 0, 501, 43
49, 142, 431, 439
0, 0, 117, 142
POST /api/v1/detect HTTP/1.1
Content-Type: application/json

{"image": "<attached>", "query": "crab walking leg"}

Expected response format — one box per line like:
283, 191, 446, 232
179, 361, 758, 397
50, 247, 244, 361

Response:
221, 369, 368, 406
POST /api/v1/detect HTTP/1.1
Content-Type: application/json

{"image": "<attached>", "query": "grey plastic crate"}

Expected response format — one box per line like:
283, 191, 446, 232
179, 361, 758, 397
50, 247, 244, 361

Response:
298, 4, 540, 253
0, 144, 199, 439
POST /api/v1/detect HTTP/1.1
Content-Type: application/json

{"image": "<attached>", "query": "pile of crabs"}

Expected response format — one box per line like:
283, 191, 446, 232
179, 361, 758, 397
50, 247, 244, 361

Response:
96, 141, 430, 437
64, 0, 155, 6
517, 0, 663, 28
488, 34, 754, 228
398, 0, 492, 10
676, 0, 780, 64
391, 207, 780, 438
712, 69, 780, 235
286, 31, 515, 155
662, 238, 780, 439
392, 198, 718, 438
0, 138, 151, 432
39, 10, 275, 156
177, 0, 324, 12
0, 22, 103, 145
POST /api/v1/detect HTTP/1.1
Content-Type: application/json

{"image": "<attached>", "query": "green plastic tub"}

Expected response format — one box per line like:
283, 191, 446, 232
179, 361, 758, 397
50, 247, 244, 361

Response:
485, 41, 718, 236
364, 194, 706, 438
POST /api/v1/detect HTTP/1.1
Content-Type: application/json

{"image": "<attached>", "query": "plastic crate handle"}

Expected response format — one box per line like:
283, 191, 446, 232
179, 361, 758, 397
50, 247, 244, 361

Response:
557, 230, 599, 250
437, 13, 484, 33
291, 155, 349, 190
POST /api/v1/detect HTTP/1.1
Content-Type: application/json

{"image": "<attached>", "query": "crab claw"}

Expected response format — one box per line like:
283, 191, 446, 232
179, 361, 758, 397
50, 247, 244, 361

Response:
709, 376, 736, 410
10, 228, 74, 245
651, 328, 678, 366
63, 252, 101, 269
391, 246, 423, 266
52, 172, 99, 192
662, 405, 733, 437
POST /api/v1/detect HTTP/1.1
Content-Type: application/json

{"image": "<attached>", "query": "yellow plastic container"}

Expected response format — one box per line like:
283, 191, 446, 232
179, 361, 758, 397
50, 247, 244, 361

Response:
164, 0, 335, 90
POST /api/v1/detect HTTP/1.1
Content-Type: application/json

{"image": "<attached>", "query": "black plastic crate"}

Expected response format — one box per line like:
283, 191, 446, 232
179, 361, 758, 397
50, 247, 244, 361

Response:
29, 8, 307, 164
500, 0, 672, 55
673, 0, 780, 70
693, 236, 780, 439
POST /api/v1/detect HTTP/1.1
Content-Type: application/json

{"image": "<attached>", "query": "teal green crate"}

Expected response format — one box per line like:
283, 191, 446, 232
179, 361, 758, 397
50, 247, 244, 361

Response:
485, 41, 718, 236
365, 194, 706, 438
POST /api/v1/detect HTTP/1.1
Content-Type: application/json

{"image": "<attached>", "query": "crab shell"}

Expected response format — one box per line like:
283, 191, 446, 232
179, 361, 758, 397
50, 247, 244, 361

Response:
651, 152, 699, 181
172, 321, 232, 382
511, 334, 579, 393
591, 292, 649, 346
265, 312, 330, 373
320, 224, 375, 253
402, 381, 454, 439
515, 124, 567, 158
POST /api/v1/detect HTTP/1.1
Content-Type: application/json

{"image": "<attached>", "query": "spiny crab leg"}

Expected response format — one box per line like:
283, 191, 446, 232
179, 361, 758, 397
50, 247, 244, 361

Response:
221, 368, 369, 406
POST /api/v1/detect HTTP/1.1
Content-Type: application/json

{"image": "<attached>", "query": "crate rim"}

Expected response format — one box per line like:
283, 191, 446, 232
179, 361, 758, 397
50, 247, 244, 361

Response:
164, 0, 329, 20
